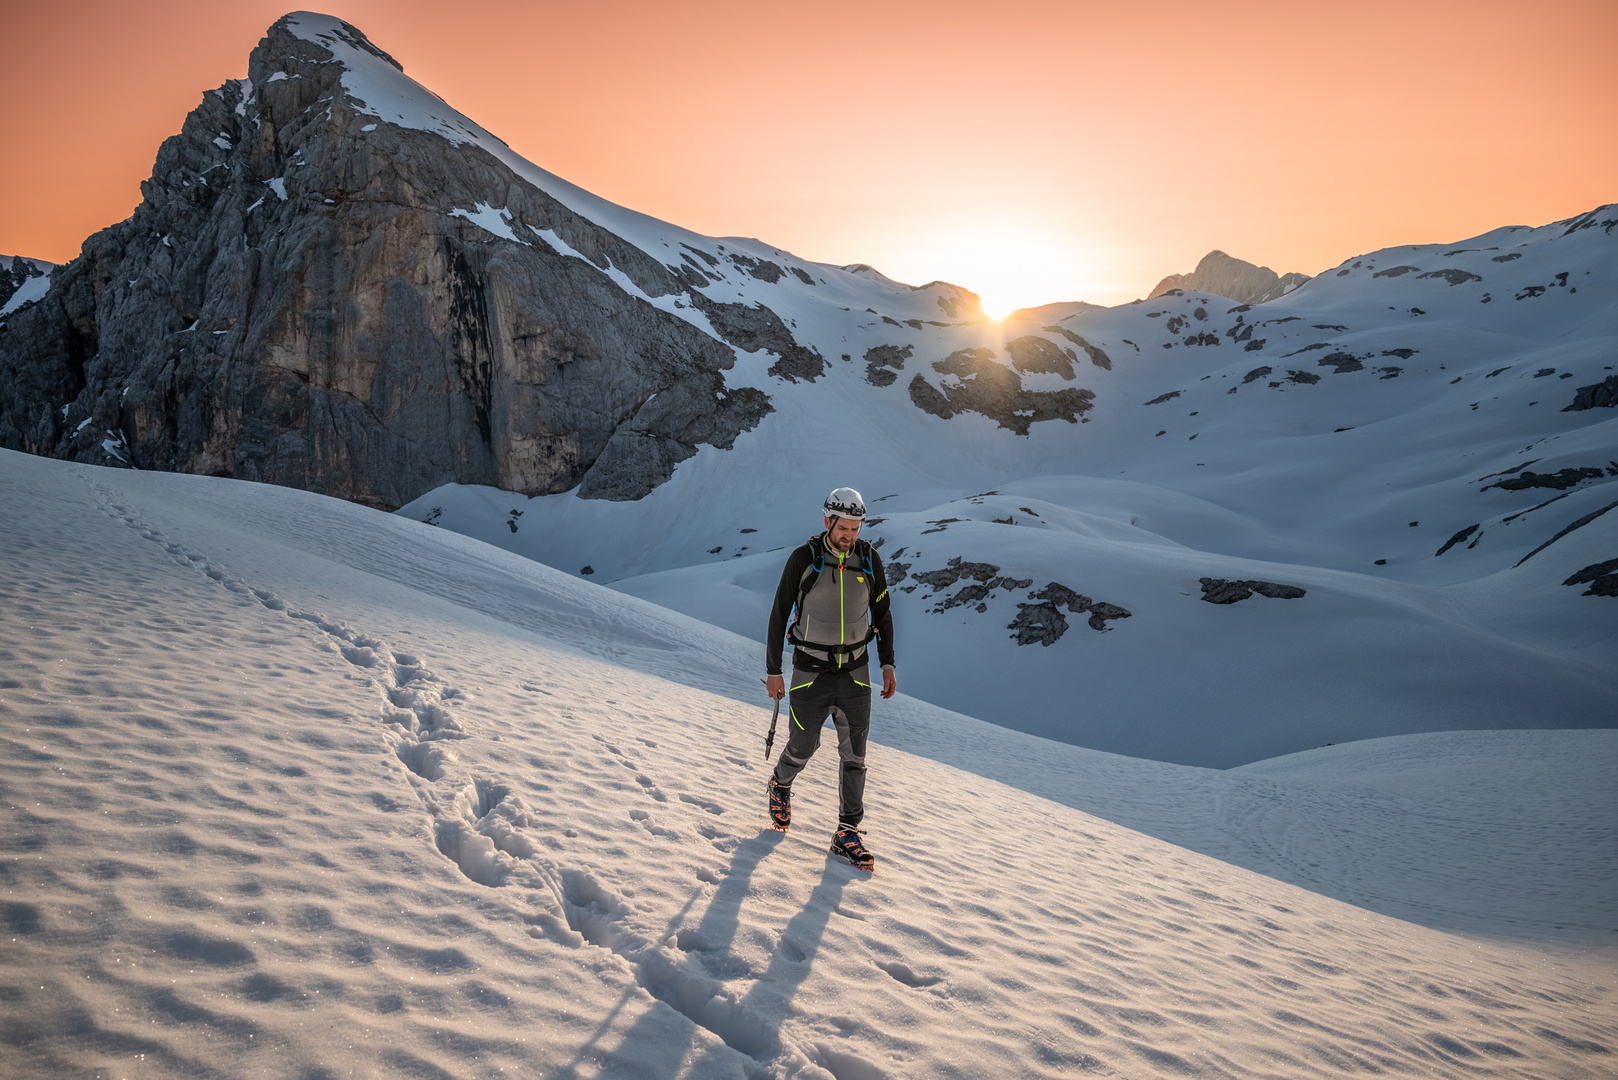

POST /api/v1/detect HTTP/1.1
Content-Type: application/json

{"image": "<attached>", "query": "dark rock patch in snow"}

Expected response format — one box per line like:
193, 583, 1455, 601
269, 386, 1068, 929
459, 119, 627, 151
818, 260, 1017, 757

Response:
1562, 375, 1618, 412
1242, 367, 1272, 384
910, 557, 999, 591
1198, 578, 1306, 604
1373, 266, 1421, 278
1564, 558, 1618, 597
1009, 582, 1131, 644
1418, 269, 1483, 286
1005, 336, 1076, 379
1376, 366, 1403, 379
1382, 348, 1417, 359
1144, 391, 1183, 405
1492, 253, 1523, 262
727, 253, 784, 283
1317, 352, 1364, 374
1042, 326, 1113, 369
907, 557, 1032, 613
1482, 468, 1607, 492
1436, 525, 1481, 556
908, 349, 1093, 435
689, 293, 825, 384
863, 344, 913, 387
680, 243, 720, 268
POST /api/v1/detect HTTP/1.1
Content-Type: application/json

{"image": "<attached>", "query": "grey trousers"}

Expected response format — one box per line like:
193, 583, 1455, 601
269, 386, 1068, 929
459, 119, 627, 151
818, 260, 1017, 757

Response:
771, 666, 871, 828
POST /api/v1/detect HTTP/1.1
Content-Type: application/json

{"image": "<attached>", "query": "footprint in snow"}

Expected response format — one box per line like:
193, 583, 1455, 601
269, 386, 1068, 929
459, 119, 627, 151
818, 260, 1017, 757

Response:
876, 959, 943, 988
678, 792, 725, 816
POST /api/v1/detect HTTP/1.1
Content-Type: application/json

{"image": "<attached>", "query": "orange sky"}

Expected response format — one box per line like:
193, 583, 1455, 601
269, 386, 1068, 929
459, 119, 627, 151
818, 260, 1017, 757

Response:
2, 0, 1613, 310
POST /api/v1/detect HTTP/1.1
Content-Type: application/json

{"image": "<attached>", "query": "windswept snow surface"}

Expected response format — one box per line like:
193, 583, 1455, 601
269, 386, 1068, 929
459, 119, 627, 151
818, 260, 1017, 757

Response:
3, 450, 1614, 1079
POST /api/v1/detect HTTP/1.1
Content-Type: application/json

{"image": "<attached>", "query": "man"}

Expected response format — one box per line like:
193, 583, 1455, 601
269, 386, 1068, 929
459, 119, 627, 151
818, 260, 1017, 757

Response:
764, 487, 897, 871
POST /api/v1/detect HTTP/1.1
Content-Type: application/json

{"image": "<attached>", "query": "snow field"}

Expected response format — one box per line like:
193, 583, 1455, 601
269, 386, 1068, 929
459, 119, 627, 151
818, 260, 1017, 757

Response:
2, 450, 1614, 1078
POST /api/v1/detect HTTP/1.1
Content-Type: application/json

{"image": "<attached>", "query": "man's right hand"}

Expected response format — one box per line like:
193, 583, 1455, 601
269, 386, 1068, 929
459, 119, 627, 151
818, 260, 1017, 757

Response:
765, 674, 784, 701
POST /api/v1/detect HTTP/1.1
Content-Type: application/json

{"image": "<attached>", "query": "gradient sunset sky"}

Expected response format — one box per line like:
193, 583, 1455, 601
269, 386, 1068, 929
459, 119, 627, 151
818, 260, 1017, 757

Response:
2, 0, 1613, 311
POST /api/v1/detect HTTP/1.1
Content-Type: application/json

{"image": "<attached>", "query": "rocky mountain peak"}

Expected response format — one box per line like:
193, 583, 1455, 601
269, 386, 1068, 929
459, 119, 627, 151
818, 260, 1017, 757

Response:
1149, 250, 1311, 305
0, 12, 780, 509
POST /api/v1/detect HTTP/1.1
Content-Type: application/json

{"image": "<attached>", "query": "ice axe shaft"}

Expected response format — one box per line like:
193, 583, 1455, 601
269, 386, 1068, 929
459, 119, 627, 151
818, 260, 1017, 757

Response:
762, 679, 781, 760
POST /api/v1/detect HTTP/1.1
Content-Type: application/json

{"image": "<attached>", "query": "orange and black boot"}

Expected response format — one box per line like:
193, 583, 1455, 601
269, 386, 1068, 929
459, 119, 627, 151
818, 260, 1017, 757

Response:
829, 825, 874, 871
767, 779, 791, 831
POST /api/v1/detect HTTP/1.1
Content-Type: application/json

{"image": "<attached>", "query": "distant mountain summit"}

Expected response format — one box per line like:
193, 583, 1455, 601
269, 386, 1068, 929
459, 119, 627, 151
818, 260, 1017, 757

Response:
1149, 250, 1311, 305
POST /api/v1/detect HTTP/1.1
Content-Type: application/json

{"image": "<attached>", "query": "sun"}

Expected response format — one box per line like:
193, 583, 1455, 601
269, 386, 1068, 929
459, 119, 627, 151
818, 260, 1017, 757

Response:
909, 219, 1094, 319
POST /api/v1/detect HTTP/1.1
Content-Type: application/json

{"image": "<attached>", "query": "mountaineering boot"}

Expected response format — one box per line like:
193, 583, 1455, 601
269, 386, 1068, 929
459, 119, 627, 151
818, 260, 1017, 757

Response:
829, 825, 874, 871
768, 779, 792, 831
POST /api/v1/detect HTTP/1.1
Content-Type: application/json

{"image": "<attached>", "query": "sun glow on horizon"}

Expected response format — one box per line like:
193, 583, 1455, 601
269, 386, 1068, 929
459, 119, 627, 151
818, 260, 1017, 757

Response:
893, 218, 1113, 318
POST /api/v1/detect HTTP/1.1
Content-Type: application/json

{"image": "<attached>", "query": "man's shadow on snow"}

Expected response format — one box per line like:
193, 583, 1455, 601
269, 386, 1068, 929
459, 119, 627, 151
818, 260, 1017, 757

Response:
555, 824, 866, 1076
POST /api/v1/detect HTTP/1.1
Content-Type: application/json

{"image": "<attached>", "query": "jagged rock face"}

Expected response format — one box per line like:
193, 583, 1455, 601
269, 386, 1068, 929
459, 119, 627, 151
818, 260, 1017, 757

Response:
1150, 250, 1310, 306
0, 17, 768, 508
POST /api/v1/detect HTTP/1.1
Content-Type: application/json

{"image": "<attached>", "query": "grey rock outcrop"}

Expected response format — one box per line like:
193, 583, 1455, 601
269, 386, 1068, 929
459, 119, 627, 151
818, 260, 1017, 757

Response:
908, 348, 1094, 436
1198, 577, 1307, 604
0, 16, 777, 508
863, 344, 911, 387
1563, 375, 1618, 412
1008, 582, 1131, 645
1564, 558, 1618, 598
1150, 250, 1310, 305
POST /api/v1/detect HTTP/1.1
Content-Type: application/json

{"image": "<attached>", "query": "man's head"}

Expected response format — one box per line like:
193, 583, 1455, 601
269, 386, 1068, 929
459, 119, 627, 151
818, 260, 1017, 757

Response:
822, 486, 866, 552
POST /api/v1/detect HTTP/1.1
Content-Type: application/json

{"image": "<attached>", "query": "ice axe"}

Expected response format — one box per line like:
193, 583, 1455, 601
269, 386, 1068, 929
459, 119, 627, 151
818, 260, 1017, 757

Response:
761, 679, 781, 761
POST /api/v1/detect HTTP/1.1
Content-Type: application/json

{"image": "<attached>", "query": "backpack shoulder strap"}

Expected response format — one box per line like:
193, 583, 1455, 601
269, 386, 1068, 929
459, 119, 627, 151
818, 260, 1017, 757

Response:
794, 536, 825, 611
855, 538, 875, 576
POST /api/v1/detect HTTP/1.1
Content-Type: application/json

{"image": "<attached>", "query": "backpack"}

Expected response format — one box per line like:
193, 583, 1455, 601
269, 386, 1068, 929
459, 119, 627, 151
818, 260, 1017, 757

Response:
788, 535, 879, 658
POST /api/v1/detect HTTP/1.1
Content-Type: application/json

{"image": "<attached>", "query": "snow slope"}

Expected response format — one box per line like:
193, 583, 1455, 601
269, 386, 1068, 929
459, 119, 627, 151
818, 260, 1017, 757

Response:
3, 449, 1614, 1078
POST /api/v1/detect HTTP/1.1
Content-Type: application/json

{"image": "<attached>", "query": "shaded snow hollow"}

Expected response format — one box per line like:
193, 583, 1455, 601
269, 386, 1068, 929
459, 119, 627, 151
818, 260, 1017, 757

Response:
2, 450, 1613, 1079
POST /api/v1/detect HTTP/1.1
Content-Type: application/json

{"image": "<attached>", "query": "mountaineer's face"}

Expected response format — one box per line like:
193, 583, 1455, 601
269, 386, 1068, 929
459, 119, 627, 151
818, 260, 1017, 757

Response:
825, 516, 861, 552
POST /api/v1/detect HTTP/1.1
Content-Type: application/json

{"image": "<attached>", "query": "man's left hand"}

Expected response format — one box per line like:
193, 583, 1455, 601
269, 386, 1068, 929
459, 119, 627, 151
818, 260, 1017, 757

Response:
881, 669, 897, 700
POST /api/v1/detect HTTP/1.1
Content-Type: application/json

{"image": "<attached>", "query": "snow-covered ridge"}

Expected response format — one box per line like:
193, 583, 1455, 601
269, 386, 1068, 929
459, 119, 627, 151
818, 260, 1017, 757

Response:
281, 9, 983, 344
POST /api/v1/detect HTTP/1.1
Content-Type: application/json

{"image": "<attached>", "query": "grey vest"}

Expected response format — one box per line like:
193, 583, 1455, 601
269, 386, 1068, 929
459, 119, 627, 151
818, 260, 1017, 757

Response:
790, 543, 875, 667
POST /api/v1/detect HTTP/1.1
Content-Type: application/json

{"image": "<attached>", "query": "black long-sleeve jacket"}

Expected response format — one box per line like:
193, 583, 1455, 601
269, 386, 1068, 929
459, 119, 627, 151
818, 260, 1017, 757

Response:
766, 533, 896, 675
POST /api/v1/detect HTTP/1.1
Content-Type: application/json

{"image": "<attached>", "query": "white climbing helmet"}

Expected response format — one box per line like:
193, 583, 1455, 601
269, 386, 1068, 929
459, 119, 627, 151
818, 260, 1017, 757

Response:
823, 487, 866, 520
